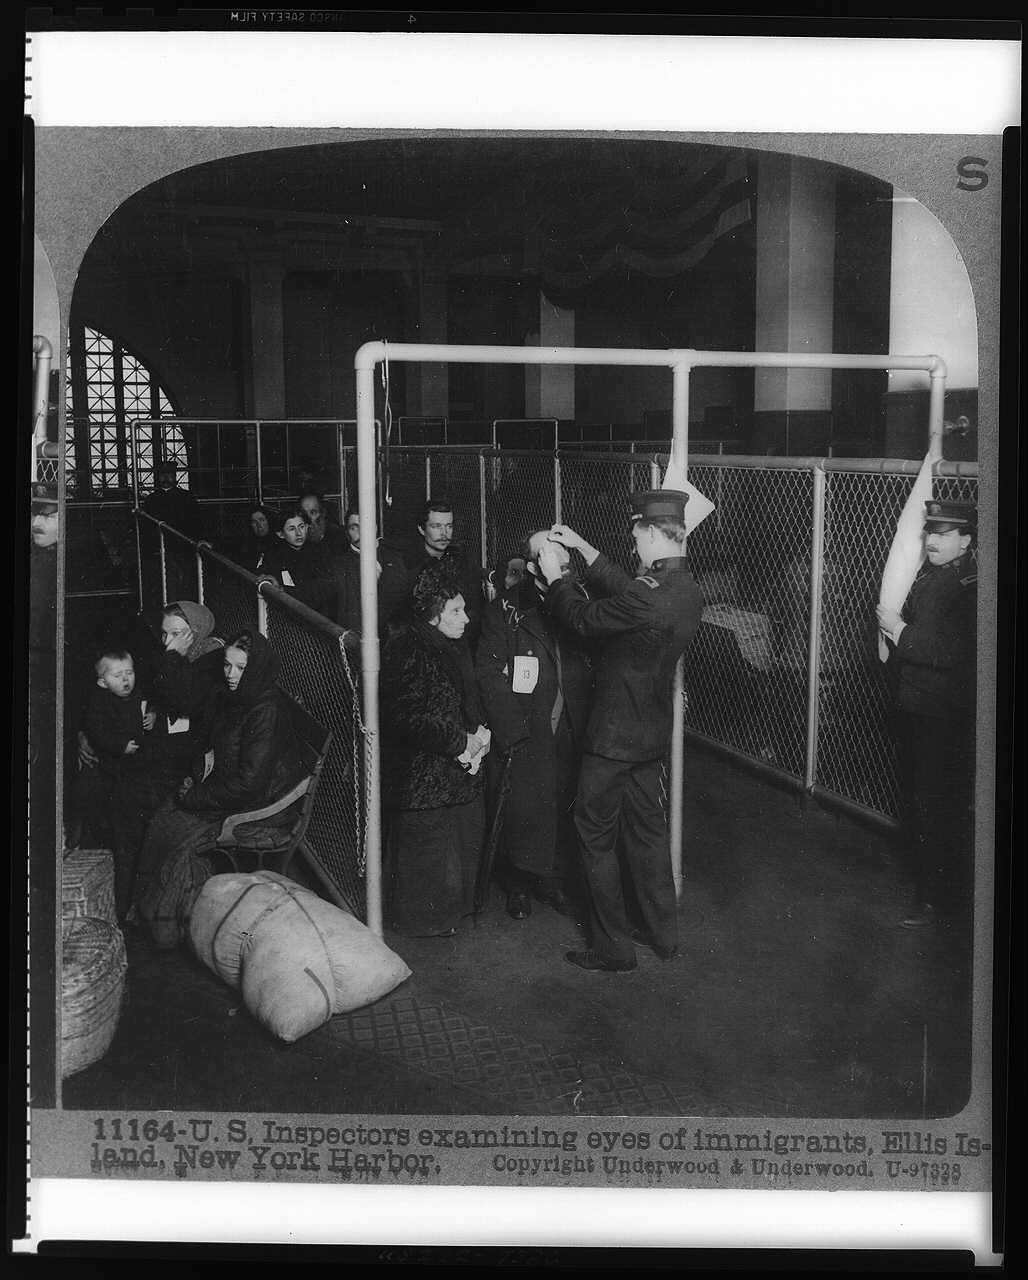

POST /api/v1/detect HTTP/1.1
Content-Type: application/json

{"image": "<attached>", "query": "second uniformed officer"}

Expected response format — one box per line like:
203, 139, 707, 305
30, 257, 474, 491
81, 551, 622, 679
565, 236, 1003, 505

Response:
876, 499, 978, 927
538, 491, 703, 971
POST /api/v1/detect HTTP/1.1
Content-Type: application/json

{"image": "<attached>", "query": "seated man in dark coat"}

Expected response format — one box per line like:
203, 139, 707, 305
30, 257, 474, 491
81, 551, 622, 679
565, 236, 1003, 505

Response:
334, 504, 410, 637
476, 530, 593, 919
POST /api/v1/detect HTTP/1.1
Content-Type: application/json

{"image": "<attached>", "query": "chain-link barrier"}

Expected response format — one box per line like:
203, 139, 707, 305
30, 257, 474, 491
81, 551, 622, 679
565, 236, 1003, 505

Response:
383, 446, 979, 826
135, 512, 369, 918
425, 450, 486, 571
817, 467, 979, 818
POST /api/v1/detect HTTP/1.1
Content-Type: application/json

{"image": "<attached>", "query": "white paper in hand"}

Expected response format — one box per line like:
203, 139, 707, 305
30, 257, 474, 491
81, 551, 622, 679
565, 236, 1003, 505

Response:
661, 454, 715, 534
877, 452, 933, 662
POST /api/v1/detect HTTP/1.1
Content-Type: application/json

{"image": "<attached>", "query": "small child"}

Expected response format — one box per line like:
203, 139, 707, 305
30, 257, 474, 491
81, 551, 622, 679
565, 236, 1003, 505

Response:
73, 648, 156, 916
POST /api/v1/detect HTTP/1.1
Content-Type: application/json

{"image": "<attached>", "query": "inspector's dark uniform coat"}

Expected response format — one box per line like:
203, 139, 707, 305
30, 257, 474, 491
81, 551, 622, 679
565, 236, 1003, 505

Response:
476, 578, 593, 884
886, 549, 977, 915
547, 549, 703, 964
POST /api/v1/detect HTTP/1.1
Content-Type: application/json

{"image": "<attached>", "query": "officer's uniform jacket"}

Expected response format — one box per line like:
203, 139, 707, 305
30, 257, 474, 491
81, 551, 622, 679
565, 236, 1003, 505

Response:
546, 553, 703, 762
892, 552, 977, 720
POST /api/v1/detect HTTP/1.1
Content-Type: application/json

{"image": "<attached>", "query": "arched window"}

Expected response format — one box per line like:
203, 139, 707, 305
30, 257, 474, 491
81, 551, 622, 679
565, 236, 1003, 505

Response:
66, 323, 187, 497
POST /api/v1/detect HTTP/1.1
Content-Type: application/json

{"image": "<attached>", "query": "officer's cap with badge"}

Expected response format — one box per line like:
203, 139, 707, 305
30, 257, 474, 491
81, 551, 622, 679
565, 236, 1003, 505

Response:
923, 499, 976, 535
629, 490, 689, 524
30, 481, 59, 514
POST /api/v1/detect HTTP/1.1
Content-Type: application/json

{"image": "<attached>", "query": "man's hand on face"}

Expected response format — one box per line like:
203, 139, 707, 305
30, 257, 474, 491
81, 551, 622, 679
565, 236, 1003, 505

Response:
163, 626, 193, 656
537, 542, 565, 585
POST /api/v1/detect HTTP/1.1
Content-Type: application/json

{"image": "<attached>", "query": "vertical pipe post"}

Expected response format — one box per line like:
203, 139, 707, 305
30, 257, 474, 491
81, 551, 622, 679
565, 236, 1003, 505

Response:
337, 420, 348, 514
254, 419, 264, 504
927, 364, 947, 462
356, 356, 384, 936
158, 527, 168, 605
479, 452, 488, 573
805, 463, 827, 795
667, 357, 692, 893
425, 452, 432, 500
670, 656, 686, 900
554, 452, 562, 525
670, 357, 692, 480
131, 419, 144, 610
256, 582, 268, 636
650, 459, 661, 489
196, 547, 205, 606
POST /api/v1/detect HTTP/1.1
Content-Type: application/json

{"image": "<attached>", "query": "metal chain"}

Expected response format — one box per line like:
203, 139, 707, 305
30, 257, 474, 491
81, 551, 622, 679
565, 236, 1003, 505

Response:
338, 633, 374, 877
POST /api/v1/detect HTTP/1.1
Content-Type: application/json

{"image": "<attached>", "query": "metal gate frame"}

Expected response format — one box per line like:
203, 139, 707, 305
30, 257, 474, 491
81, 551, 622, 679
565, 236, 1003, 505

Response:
354, 342, 949, 929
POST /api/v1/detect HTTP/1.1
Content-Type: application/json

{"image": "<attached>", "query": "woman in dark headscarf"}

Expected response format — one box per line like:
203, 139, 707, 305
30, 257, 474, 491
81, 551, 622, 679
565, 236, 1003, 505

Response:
380, 563, 491, 937
134, 629, 305, 948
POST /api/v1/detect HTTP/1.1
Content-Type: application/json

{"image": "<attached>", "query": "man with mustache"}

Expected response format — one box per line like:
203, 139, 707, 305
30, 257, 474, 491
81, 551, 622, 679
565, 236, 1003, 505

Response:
876, 499, 978, 928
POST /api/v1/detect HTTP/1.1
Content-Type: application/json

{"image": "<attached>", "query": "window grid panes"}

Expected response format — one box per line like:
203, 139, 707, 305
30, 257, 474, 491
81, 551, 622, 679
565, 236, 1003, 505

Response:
66, 325, 187, 496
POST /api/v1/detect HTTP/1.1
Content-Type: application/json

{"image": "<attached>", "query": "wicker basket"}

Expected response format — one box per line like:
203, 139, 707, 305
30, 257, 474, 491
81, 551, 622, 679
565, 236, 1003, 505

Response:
62, 849, 117, 925
61, 917, 127, 1079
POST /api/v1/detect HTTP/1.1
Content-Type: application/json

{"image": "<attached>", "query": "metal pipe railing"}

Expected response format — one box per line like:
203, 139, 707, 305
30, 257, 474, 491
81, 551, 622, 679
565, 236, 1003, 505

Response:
32, 336, 53, 482
805, 465, 827, 794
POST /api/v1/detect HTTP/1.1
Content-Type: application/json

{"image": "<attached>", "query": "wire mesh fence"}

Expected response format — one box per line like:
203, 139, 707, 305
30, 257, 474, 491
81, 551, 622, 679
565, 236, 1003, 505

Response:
425, 450, 486, 571
383, 446, 979, 826
77, 427, 980, 868
136, 514, 368, 918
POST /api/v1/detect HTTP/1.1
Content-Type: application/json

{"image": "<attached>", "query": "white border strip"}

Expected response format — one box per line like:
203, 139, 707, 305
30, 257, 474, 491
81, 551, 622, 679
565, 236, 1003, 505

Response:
30, 33, 1021, 132
22, 1182, 999, 1260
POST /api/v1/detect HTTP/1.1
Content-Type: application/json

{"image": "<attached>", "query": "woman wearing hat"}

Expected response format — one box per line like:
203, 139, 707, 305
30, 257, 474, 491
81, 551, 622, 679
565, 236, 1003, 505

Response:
876, 500, 978, 928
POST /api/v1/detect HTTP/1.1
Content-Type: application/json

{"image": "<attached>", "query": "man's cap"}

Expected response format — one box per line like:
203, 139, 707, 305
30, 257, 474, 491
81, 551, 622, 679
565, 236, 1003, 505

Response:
630, 489, 690, 523
31, 481, 58, 512
924, 499, 977, 532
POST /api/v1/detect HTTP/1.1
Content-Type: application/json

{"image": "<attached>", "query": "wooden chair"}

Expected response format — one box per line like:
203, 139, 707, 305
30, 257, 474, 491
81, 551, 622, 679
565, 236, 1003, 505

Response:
212, 698, 333, 882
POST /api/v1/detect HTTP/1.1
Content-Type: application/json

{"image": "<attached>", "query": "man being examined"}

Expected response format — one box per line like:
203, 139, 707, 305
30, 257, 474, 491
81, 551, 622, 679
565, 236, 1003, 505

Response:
476, 530, 593, 920
538, 491, 703, 971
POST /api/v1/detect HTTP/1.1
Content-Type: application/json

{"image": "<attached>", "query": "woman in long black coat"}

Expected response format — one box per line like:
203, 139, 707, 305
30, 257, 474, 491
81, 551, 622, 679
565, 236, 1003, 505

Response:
380, 563, 490, 936
133, 628, 305, 948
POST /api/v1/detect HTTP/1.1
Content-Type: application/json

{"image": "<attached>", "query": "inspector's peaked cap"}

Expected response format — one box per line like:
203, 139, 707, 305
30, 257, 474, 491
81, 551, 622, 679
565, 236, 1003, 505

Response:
630, 490, 689, 523
924, 499, 976, 531
31, 481, 58, 510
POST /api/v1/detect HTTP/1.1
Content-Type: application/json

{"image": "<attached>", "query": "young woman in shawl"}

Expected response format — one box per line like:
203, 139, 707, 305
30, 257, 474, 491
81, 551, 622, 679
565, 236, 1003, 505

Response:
134, 629, 305, 948
379, 563, 491, 937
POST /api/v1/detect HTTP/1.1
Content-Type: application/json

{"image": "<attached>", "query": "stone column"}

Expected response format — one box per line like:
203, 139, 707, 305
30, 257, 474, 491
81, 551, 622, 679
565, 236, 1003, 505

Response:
525, 291, 575, 423
754, 154, 836, 452
409, 269, 449, 418
245, 253, 286, 419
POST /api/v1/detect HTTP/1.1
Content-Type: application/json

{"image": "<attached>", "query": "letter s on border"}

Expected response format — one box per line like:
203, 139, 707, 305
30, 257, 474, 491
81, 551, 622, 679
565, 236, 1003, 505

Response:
956, 157, 989, 192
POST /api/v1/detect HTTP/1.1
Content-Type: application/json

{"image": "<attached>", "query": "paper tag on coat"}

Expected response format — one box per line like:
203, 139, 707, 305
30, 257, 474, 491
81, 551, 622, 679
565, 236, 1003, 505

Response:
202, 750, 214, 780
280, 569, 295, 587
512, 655, 540, 693
167, 716, 190, 734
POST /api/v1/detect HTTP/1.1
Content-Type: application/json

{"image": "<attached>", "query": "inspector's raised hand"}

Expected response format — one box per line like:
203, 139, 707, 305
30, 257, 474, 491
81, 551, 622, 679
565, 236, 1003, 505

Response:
547, 524, 584, 551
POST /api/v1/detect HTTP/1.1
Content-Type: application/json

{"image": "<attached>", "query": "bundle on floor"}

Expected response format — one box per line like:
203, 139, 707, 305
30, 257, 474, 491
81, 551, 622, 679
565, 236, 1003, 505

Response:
189, 871, 411, 1042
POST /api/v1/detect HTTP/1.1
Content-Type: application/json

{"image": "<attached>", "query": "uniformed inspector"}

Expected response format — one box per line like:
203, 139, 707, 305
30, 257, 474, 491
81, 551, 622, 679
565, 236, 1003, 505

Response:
538, 491, 703, 971
876, 499, 977, 928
